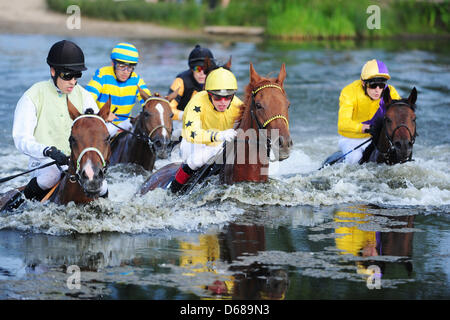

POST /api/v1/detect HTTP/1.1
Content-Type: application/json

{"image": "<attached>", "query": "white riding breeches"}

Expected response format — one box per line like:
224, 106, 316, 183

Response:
338, 136, 371, 164
180, 139, 222, 171
106, 118, 132, 137
29, 158, 107, 195
29, 158, 65, 190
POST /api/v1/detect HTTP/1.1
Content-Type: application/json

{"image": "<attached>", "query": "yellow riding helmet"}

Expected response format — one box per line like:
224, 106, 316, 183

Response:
205, 67, 238, 96
361, 59, 391, 81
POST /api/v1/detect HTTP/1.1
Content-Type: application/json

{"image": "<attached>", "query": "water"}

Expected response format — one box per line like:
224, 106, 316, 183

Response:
0, 34, 449, 300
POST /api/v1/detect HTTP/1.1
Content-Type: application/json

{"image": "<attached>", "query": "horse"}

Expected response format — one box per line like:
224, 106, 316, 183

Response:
109, 88, 175, 171
0, 98, 111, 211
322, 87, 417, 167
137, 62, 292, 195
360, 87, 417, 164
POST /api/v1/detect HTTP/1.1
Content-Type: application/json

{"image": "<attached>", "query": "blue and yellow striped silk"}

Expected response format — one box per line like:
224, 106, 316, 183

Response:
85, 66, 151, 123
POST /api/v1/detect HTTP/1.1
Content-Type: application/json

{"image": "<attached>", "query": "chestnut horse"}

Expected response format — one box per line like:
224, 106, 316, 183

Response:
48, 99, 111, 204
0, 98, 111, 211
137, 63, 292, 195
360, 87, 417, 164
109, 89, 175, 171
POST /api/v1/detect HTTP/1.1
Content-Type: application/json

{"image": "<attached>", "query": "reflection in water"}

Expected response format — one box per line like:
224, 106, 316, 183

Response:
177, 223, 289, 300
334, 205, 414, 284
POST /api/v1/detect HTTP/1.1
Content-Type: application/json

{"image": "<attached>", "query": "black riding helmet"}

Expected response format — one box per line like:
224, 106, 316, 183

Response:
47, 40, 87, 72
188, 44, 215, 69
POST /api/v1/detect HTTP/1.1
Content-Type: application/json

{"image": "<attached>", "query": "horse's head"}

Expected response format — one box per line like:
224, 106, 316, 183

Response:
67, 98, 111, 197
137, 88, 175, 159
383, 87, 417, 163
245, 63, 293, 161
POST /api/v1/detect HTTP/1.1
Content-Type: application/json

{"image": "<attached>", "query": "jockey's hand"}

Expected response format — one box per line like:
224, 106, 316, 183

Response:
362, 124, 371, 134
107, 112, 118, 123
43, 146, 69, 166
217, 129, 237, 142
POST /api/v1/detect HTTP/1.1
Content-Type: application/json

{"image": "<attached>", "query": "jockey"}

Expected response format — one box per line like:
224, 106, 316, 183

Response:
337, 59, 401, 164
167, 44, 216, 129
86, 42, 151, 136
12, 40, 108, 202
169, 67, 243, 193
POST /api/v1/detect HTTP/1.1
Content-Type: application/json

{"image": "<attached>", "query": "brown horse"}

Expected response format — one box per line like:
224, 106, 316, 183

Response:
360, 87, 417, 164
49, 99, 111, 204
0, 98, 111, 210
138, 63, 292, 194
109, 89, 175, 171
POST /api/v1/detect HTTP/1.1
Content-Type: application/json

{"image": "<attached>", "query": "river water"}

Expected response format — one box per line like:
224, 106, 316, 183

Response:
0, 34, 448, 300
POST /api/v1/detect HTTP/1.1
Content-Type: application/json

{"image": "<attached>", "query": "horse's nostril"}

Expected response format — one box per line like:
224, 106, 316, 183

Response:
155, 140, 162, 148
408, 141, 413, 148
278, 136, 285, 147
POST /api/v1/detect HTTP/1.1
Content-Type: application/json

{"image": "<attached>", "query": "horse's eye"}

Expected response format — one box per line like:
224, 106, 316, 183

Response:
255, 102, 263, 110
386, 118, 392, 124
143, 111, 150, 118
69, 136, 76, 145
170, 113, 174, 119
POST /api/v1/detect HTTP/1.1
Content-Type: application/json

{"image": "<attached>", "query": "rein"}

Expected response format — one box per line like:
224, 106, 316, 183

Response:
111, 96, 172, 145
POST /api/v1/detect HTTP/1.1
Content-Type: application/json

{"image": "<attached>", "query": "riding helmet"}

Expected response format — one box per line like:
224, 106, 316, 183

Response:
111, 42, 139, 65
205, 67, 237, 96
361, 59, 390, 81
188, 44, 215, 69
47, 40, 87, 71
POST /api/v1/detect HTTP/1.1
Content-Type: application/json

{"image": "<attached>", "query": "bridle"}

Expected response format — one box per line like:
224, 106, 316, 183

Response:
250, 84, 289, 130
112, 96, 173, 148
249, 83, 289, 158
380, 102, 416, 164
68, 114, 108, 183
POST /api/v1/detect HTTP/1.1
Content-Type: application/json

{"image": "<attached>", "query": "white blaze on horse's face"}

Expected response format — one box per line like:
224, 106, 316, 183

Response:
155, 103, 168, 138
83, 159, 95, 181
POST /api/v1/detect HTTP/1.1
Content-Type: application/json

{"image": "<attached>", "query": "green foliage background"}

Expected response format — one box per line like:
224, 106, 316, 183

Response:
47, 0, 449, 38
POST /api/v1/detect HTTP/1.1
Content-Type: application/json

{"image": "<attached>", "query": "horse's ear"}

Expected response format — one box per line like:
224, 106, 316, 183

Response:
276, 63, 287, 87
67, 97, 81, 120
166, 87, 179, 102
223, 56, 232, 70
250, 63, 261, 84
138, 86, 150, 103
98, 95, 111, 121
382, 86, 392, 106
408, 87, 417, 106
203, 56, 215, 76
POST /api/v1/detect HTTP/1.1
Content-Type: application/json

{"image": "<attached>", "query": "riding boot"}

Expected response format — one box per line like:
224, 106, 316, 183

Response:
170, 163, 195, 194
23, 177, 49, 202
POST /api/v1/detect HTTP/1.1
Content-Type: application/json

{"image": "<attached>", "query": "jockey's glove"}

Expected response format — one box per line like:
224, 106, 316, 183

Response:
216, 129, 237, 142
43, 146, 69, 166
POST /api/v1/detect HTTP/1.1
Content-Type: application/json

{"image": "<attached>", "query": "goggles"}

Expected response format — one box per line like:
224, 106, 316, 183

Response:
208, 92, 234, 101
114, 61, 135, 72
367, 82, 386, 89
58, 71, 82, 81
192, 65, 204, 73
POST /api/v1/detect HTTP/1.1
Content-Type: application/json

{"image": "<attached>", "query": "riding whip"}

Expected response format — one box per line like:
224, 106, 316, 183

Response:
319, 138, 372, 170
0, 160, 57, 184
